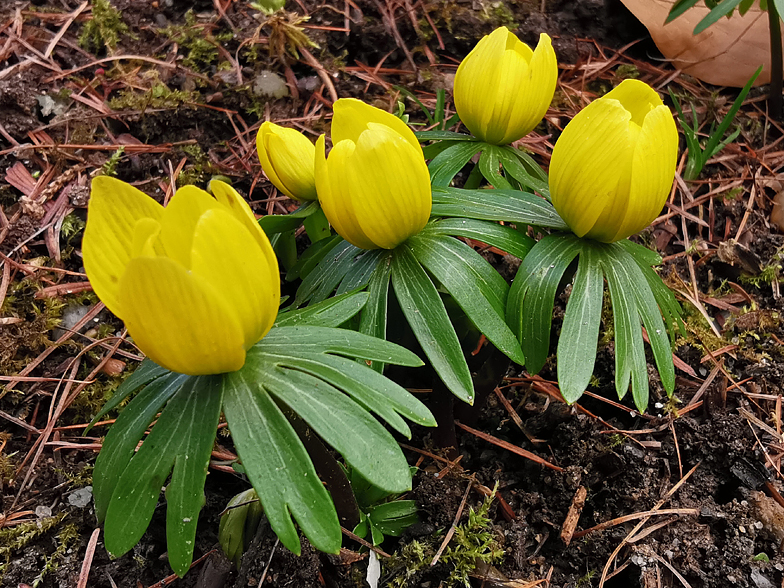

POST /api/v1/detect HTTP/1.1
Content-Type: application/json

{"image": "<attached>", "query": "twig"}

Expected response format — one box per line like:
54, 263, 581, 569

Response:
76, 528, 101, 588
430, 478, 473, 567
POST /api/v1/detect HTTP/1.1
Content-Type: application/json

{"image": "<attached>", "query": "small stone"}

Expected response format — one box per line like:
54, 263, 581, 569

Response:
67, 486, 93, 508
35, 505, 52, 518
253, 70, 289, 99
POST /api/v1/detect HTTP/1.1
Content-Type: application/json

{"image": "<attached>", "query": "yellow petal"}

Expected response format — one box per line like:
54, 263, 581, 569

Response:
549, 99, 633, 238
157, 185, 221, 268
209, 180, 279, 267
130, 217, 161, 258
602, 79, 663, 126
256, 122, 286, 193
257, 122, 317, 201
118, 256, 246, 375
481, 34, 532, 145
348, 124, 431, 249
190, 207, 280, 347
453, 27, 507, 143
82, 176, 163, 316
609, 104, 678, 241
332, 98, 421, 154
499, 33, 558, 145
316, 135, 378, 250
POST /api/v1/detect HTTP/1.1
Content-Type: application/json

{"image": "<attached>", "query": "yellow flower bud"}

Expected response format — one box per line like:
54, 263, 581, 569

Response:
256, 122, 318, 201
82, 177, 280, 375
549, 79, 679, 243
453, 27, 558, 145
315, 98, 431, 250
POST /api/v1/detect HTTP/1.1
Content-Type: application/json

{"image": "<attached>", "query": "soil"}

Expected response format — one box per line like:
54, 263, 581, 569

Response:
3, 0, 784, 587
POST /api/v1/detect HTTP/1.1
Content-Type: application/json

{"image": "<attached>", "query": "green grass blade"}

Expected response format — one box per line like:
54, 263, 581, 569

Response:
557, 243, 604, 403
410, 234, 525, 365
666, 0, 701, 22
701, 65, 761, 161
393, 85, 436, 126
429, 141, 485, 188
421, 217, 535, 260
693, 0, 743, 34
390, 244, 474, 403
222, 372, 339, 555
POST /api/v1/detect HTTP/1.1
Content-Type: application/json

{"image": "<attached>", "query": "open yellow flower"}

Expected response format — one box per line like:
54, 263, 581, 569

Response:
315, 98, 431, 250
82, 178, 280, 375
256, 122, 317, 201
549, 79, 678, 243
453, 27, 557, 145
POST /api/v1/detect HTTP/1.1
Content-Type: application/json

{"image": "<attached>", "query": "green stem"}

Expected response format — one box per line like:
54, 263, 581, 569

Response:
768, 3, 783, 120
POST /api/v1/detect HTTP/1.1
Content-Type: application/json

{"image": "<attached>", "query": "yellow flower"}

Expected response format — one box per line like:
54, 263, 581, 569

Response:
453, 27, 558, 145
256, 122, 317, 201
315, 98, 431, 250
549, 79, 679, 243
82, 178, 280, 375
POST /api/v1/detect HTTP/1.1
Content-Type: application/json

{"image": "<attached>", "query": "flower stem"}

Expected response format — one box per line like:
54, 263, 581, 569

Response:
768, 3, 783, 119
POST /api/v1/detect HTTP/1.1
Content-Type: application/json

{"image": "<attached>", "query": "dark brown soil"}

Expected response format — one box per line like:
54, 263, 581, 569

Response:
3, 1, 784, 587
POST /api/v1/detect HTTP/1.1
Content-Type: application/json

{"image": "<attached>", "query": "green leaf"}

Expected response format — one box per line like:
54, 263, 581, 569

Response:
416, 130, 476, 142
88, 359, 170, 429
609, 244, 676, 396
224, 325, 434, 555
557, 243, 604, 403
477, 145, 512, 189
431, 186, 568, 230
303, 206, 332, 242
259, 368, 414, 491
367, 500, 419, 536
429, 141, 485, 188
422, 140, 463, 161
270, 229, 297, 271
409, 234, 525, 365
496, 146, 550, 197
359, 253, 393, 373
421, 218, 535, 260
266, 351, 435, 435
104, 376, 223, 577
261, 326, 424, 367
295, 239, 362, 306
666, 0, 701, 22
275, 290, 369, 328
507, 233, 582, 374
93, 372, 188, 521
601, 252, 649, 412
222, 372, 339, 556
258, 201, 321, 236
390, 244, 474, 404
336, 249, 384, 296
693, 0, 743, 34
772, 0, 784, 17
286, 234, 342, 282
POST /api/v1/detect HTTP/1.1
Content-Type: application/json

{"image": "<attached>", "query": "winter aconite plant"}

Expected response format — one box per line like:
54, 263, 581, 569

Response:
83, 178, 435, 576
289, 98, 529, 405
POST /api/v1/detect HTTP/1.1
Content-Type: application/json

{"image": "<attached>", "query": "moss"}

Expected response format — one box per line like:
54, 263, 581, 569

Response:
101, 146, 125, 177
614, 64, 640, 81
161, 11, 232, 70
31, 523, 80, 587
385, 483, 504, 587
0, 513, 68, 579
79, 0, 130, 53
481, 2, 517, 29
739, 262, 782, 288
108, 82, 199, 111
